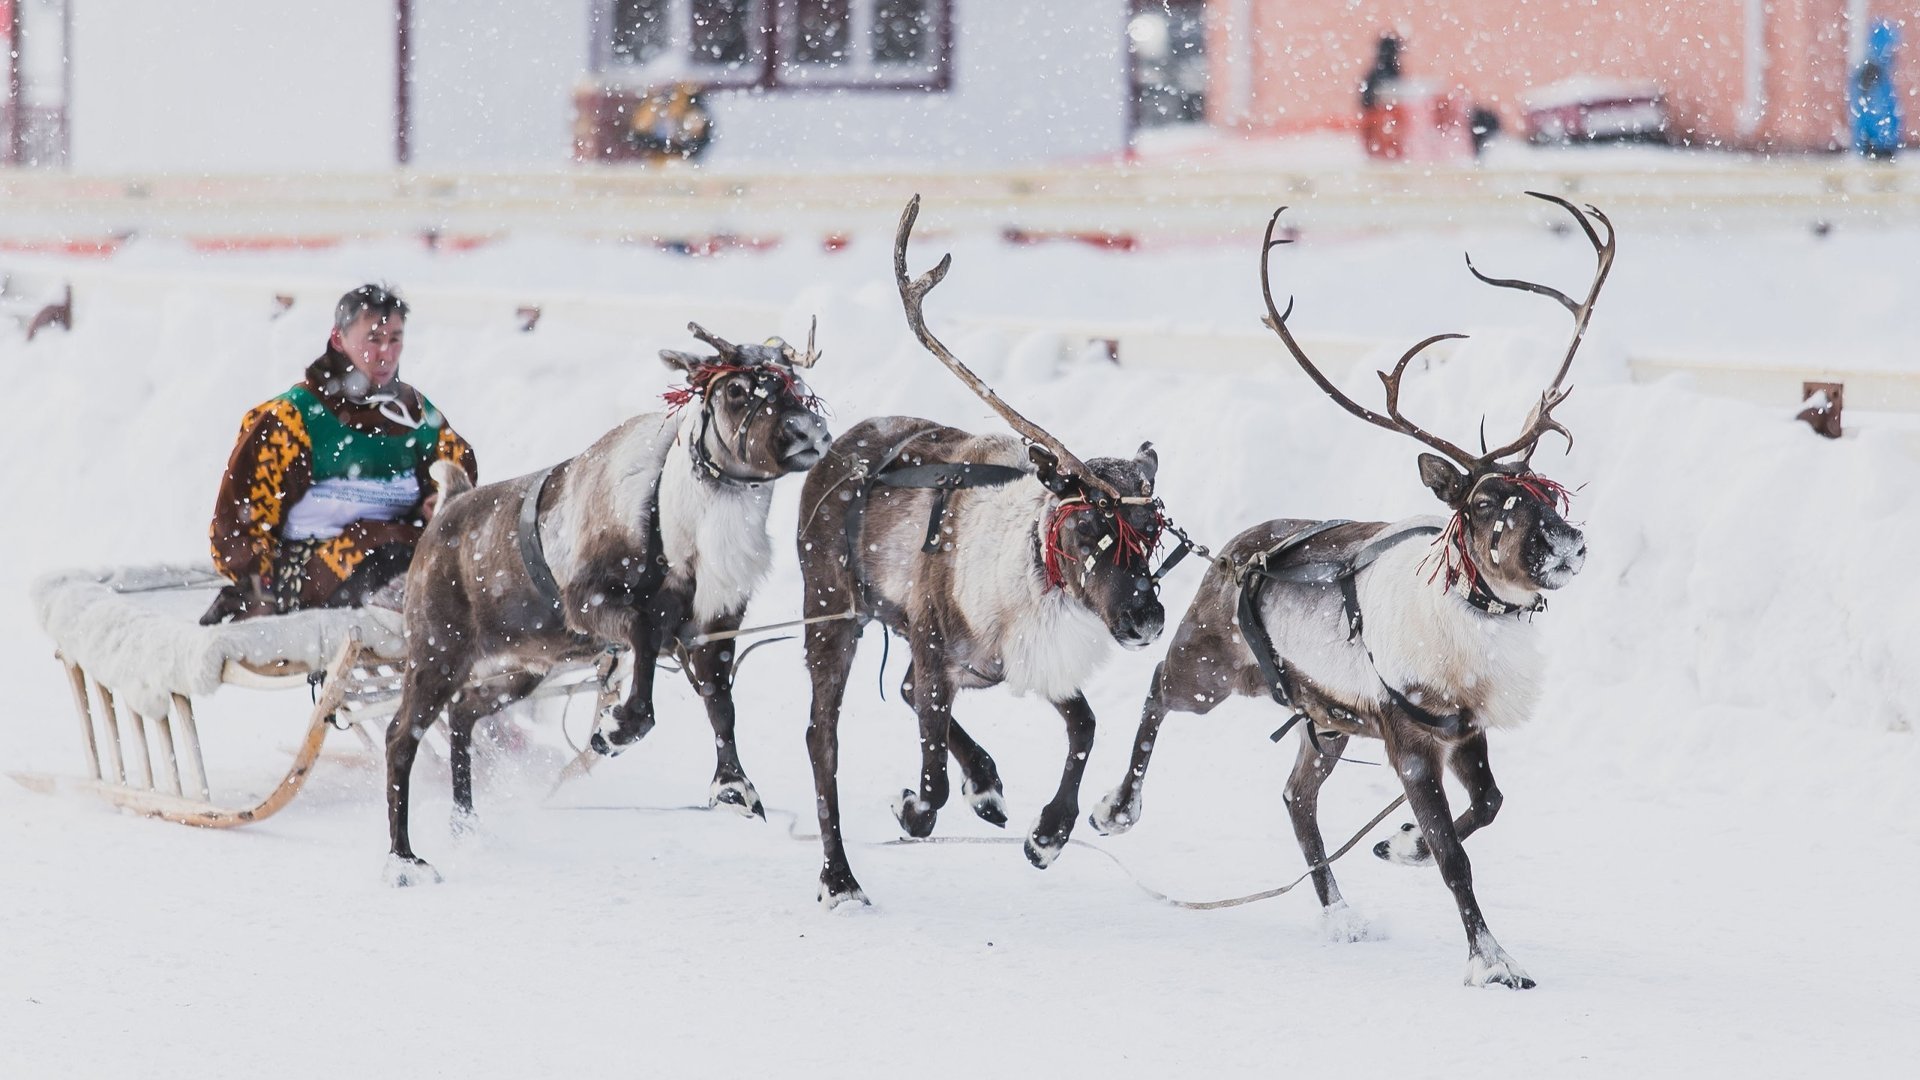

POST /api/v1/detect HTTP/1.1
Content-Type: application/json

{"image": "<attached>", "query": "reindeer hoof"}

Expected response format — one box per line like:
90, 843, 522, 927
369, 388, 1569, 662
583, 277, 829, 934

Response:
1466, 954, 1536, 989
1374, 822, 1431, 865
1087, 787, 1140, 836
709, 777, 766, 820
1465, 932, 1534, 988
383, 854, 443, 887
818, 870, 871, 911
1024, 814, 1073, 869
1319, 901, 1385, 943
590, 708, 656, 756
448, 806, 482, 841
962, 778, 1007, 827
892, 790, 937, 838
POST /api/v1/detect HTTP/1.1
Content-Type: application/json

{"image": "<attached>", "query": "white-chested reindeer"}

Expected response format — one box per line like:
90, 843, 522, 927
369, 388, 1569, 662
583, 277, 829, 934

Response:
795, 197, 1171, 908
1091, 193, 1612, 988
383, 323, 831, 886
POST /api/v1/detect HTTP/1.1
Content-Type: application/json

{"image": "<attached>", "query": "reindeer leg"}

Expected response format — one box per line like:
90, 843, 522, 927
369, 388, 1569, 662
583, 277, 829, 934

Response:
684, 610, 765, 820
944, 718, 1007, 827
1090, 661, 1171, 835
1385, 731, 1533, 989
384, 654, 469, 886
897, 660, 1005, 827
1025, 693, 1096, 868
1375, 729, 1502, 865
445, 671, 541, 838
893, 622, 954, 839
804, 614, 866, 907
591, 615, 665, 756
1282, 728, 1380, 941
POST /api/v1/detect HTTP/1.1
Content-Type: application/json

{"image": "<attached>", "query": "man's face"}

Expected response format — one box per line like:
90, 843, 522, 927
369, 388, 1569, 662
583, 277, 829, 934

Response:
333, 311, 405, 389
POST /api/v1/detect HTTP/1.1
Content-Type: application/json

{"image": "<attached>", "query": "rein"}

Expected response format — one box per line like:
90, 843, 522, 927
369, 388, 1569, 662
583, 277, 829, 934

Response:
546, 797, 1408, 913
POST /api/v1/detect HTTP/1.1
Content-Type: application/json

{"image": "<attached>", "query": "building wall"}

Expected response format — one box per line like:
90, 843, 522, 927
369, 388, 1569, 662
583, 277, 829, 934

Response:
70, 0, 393, 173
692, 1, 1130, 166
412, 0, 590, 168
1210, 0, 1901, 153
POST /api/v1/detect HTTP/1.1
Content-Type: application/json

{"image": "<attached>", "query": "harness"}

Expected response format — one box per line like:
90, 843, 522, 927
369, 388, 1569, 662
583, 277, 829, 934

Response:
517, 463, 666, 644
685, 388, 782, 490
837, 433, 1028, 615
1235, 521, 1495, 745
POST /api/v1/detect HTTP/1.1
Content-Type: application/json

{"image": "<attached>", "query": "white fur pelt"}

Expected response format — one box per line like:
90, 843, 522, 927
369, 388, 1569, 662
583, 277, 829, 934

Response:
1354, 516, 1545, 731
540, 410, 774, 625
31, 564, 406, 719
948, 480, 1112, 703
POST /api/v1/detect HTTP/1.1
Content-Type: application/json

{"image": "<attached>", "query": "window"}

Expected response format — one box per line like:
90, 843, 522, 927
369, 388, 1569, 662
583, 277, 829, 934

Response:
871, 0, 931, 65
779, 0, 946, 86
793, 0, 851, 66
595, 0, 950, 92
610, 0, 671, 65
691, 0, 757, 67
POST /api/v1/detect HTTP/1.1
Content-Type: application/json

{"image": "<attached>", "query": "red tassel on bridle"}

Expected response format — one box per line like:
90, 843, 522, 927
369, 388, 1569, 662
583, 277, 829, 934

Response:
1422, 471, 1577, 594
1041, 500, 1165, 591
663, 361, 827, 416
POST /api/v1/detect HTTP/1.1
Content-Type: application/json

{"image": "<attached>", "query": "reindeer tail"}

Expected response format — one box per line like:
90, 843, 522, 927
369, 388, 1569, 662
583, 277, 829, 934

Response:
429, 458, 474, 501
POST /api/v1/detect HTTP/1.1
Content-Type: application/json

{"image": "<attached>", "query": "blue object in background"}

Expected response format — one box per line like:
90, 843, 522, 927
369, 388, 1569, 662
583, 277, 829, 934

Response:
1852, 20, 1902, 159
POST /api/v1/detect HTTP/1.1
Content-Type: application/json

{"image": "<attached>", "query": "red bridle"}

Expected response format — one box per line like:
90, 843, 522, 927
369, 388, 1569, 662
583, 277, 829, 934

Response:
1041, 499, 1164, 591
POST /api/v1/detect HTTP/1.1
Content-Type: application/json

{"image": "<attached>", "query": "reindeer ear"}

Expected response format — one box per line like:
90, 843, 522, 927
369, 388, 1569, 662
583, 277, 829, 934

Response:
1417, 453, 1470, 505
1133, 442, 1159, 486
660, 349, 702, 374
1029, 445, 1076, 495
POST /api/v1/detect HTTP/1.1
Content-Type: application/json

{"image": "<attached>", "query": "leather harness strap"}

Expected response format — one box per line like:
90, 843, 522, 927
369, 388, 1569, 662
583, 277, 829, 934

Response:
872, 462, 1028, 553
1237, 521, 1478, 743
519, 465, 565, 615
518, 462, 666, 647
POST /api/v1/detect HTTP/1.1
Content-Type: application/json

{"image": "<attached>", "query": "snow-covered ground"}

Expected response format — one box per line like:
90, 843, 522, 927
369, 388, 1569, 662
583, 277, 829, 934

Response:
2, 207, 1916, 1077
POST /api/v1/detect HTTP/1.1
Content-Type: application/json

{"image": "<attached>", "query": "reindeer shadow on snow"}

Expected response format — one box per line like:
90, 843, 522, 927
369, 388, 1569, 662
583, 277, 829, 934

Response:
383, 323, 831, 886
1091, 193, 1612, 989
796, 197, 1181, 907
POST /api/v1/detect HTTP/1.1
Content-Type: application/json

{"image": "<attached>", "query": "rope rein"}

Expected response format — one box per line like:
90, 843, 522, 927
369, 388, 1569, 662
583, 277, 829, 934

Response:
547, 794, 1407, 912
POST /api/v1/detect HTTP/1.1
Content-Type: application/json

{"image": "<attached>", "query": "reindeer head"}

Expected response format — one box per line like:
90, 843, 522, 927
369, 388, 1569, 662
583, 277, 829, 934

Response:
894, 195, 1168, 648
1260, 192, 1611, 609
661, 320, 833, 482
1037, 444, 1167, 649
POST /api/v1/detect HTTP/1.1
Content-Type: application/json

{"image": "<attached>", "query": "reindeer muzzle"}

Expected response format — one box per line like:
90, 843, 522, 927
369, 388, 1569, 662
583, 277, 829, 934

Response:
1529, 523, 1587, 589
780, 411, 831, 470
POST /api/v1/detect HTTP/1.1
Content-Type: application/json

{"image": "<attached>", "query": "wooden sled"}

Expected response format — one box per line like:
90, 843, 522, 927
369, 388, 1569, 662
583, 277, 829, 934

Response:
15, 564, 620, 828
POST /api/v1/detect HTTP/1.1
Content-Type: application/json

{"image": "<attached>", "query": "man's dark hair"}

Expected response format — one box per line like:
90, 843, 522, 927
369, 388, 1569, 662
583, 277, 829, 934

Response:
334, 283, 409, 335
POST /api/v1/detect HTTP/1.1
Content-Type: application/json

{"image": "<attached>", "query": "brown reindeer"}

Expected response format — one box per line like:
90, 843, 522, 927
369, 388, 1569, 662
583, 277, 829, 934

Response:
383, 323, 831, 886
795, 197, 1170, 907
1091, 193, 1612, 988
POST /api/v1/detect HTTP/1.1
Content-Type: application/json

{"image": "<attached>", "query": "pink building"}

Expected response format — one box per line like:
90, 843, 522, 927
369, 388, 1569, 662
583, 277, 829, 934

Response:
1207, 1, 1917, 152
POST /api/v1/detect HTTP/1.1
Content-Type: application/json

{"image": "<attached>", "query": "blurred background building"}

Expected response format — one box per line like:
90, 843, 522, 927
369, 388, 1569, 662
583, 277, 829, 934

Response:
0, 1, 1912, 172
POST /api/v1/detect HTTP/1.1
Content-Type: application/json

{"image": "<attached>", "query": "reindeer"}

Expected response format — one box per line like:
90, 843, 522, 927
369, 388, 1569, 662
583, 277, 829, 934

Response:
1090, 193, 1612, 988
795, 197, 1170, 907
383, 323, 832, 886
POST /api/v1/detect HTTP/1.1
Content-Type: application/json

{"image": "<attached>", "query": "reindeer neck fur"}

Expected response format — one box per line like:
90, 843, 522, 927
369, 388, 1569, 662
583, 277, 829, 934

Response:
948, 478, 1112, 702
540, 410, 773, 624
1353, 519, 1545, 731
659, 408, 774, 622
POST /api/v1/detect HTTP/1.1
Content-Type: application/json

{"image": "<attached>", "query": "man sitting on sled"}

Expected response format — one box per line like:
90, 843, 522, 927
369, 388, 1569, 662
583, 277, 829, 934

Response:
201, 284, 478, 624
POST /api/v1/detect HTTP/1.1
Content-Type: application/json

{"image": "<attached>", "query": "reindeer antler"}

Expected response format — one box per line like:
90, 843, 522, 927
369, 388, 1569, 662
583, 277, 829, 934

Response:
1259, 207, 1480, 468
1466, 191, 1615, 464
687, 322, 739, 359
1258, 191, 1614, 471
791, 315, 822, 368
894, 195, 1121, 502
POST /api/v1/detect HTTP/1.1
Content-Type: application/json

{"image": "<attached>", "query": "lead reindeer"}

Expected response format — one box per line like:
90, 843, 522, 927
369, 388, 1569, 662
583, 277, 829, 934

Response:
384, 323, 831, 885
796, 197, 1170, 907
1091, 193, 1612, 988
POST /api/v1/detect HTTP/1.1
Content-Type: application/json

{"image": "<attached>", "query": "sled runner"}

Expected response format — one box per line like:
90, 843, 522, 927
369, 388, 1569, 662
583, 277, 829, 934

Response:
16, 564, 619, 827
